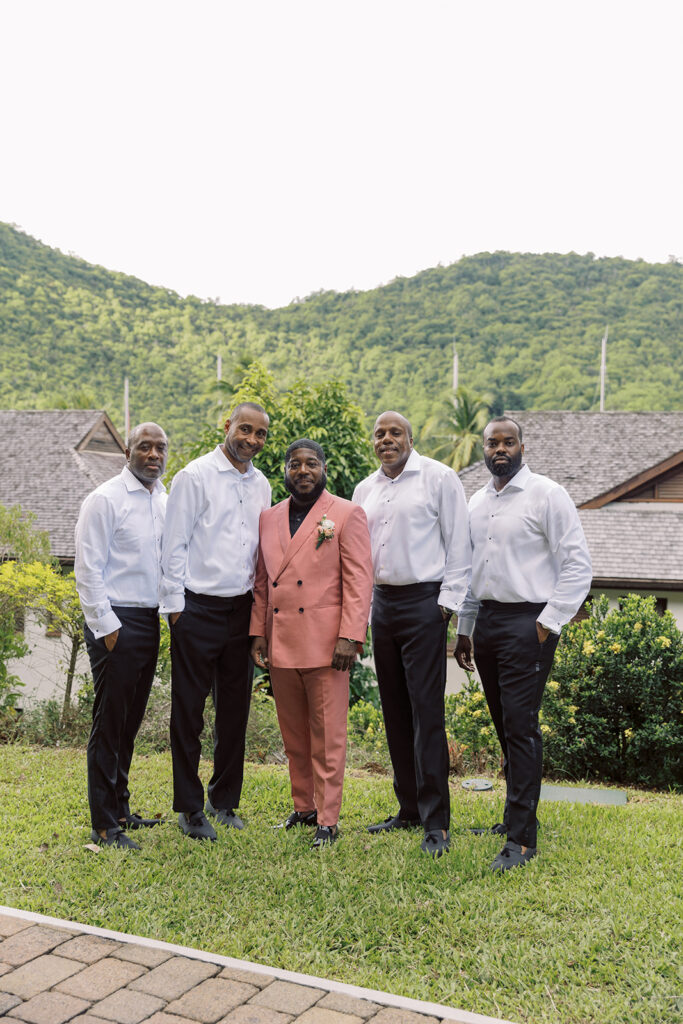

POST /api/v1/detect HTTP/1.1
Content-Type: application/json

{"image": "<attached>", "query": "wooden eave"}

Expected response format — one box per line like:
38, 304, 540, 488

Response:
579, 450, 683, 508
591, 577, 683, 592
76, 412, 126, 454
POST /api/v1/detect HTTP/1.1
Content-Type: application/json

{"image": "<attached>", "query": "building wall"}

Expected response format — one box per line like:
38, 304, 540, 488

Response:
7, 612, 90, 706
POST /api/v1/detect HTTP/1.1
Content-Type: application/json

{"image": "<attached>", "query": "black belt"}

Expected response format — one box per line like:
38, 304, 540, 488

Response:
185, 588, 253, 608
480, 600, 545, 612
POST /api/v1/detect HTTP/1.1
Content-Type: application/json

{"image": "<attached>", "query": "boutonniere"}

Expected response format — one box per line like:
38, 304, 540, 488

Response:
316, 516, 335, 549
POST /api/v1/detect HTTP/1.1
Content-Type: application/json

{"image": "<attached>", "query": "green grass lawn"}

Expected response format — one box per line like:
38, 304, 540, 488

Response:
2, 746, 681, 1024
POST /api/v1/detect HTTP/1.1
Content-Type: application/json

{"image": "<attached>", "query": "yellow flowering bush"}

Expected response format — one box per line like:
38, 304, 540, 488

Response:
541, 594, 683, 789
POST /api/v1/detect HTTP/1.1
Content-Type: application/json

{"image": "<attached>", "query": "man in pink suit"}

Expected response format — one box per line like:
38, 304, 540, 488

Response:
250, 439, 373, 849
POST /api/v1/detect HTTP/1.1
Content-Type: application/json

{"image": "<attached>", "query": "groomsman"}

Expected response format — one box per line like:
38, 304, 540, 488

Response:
161, 403, 271, 840
353, 411, 471, 858
75, 422, 168, 850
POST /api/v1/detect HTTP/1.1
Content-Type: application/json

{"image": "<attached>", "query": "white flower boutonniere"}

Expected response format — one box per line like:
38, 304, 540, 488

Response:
316, 516, 335, 549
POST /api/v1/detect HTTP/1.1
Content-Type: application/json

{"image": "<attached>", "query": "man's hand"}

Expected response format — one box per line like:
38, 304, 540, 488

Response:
169, 612, 182, 626
454, 634, 474, 672
536, 621, 550, 644
332, 638, 358, 672
251, 636, 269, 669
104, 629, 119, 652
439, 605, 452, 622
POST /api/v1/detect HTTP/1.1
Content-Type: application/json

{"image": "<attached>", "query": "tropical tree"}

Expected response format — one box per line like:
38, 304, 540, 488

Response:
419, 385, 492, 470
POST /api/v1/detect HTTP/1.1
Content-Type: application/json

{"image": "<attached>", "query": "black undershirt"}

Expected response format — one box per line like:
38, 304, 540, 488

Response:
289, 502, 310, 537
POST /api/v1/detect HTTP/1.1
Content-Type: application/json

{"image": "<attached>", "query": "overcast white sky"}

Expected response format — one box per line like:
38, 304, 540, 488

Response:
1, 1, 680, 308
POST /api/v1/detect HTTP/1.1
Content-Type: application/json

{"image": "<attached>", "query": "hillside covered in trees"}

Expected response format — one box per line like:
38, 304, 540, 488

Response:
0, 221, 680, 441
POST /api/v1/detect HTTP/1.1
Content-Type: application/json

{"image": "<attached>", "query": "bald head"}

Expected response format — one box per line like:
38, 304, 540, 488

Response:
126, 422, 168, 491
373, 410, 413, 479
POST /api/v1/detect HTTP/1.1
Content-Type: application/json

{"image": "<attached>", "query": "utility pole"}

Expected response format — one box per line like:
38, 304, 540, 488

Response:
453, 341, 459, 392
124, 377, 130, 439
599, 327, 608, 412
217, 353, 222, 382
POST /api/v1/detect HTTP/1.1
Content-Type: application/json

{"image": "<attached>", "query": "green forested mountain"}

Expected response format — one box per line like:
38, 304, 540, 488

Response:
1, 222, 680, 441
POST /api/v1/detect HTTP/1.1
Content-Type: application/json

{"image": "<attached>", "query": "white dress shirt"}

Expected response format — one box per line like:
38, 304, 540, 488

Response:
74, 466, 167, 638
352, 449, 471, 612
159, 445, 271, 614
457, 463, 592, 636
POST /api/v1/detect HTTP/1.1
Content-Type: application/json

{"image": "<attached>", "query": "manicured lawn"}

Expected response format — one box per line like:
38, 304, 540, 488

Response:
2, 746, 681, 1024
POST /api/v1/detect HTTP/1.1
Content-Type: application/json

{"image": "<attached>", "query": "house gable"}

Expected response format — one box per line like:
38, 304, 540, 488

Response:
580, 451, 683, 508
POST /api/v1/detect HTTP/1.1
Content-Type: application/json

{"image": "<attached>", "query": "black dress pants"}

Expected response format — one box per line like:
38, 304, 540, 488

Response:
170, 589, 253, 813
473, 601, 559, 848
85, 606, 160, 832
371, 582, 450, 832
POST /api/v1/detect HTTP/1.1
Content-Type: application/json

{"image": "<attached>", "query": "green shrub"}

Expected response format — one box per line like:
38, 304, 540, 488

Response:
541, 594, 683, 789
444, 673, 500, 774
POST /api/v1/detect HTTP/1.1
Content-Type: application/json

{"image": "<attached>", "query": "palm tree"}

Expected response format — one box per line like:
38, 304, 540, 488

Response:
419, 385, 492, 470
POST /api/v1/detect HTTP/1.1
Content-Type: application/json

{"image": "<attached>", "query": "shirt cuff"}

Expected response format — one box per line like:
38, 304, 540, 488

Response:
539, 604, 565, 634
455, 615, 476, 638
88, 609, 122, 639
159, 593, 186, 616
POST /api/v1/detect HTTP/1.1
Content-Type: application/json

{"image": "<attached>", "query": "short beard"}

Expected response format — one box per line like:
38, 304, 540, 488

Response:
285, 471, 327, 507
484, 451, 523, 479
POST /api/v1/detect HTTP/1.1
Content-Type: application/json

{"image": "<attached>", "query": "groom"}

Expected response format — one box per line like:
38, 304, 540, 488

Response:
250, 439, 373, 848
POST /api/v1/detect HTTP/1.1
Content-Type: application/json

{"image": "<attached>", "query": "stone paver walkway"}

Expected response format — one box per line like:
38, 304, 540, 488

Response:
0, 907, 515, 1024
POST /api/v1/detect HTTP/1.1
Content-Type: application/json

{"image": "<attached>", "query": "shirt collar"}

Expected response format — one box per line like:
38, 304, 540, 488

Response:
486, 462, 530, 494
121, 465, 166, 495
379, 447, 422, 480
212, 444, 255, 477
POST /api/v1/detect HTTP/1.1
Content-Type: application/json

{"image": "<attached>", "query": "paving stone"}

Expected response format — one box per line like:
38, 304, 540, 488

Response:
0, 925, 72, 966
248, 981, 323, 1015
111, 944, 172, 968
90, 987, 165, 1023
129, 956, 218, 999
55, 957, 146, 999
0, 962, 12, 976
166, 977, 258, 1022
218, 1004, 292, 1024
0, 991, 22, 1013
296, 1008, 363, 1024
0, 952, 84, 998
58, 934, 123, 964
144, 1014, 199, 1024
218, 967, 274, 989
316, 994, 381, 1019
366, 1010, 439, 1024
70, 1017, 112, 1023
6, 989, 90, 1023
0, 916, 33, 937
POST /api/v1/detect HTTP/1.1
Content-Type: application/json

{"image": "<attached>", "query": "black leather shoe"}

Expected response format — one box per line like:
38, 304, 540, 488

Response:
421, 829, 450, 858
284, 809, 318, 829
178, 811, 217, 841
469, 822, 508, 836
120, 813, 162, 830
206, 799, 245, 829
368, 814, 421, 834
91, 827, 140, 850
311, 824, 339, 849
491, 842, 537, 872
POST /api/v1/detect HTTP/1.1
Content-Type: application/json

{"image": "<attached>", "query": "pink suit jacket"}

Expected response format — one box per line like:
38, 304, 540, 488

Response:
250, 490, 373, 669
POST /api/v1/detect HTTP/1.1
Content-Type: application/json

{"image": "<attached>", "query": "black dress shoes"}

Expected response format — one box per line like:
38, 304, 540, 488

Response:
469, 822, 508, 836
178, 811, 217, 841
368, 814, 421, 834
120, 813, 161, 830
206, 799, 245, 829
91, 827, 140, 850
421, 829, 451, 858
311, 824, 339, 849
284, 809, 318, 829
491, 842, 537, 872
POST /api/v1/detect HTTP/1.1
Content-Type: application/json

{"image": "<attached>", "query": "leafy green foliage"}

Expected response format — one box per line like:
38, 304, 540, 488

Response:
168, 361, 376, 501
419, 385, 493, 469
541, 594, 683, 789
0, 504, 52, 563
2, 224, 681, 444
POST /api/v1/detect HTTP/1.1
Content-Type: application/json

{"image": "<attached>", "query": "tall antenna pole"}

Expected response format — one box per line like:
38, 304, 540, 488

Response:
217, 353, 222, 382
124, 377, 130, 439
599, 327, 608, 412
452, 341, 459, 392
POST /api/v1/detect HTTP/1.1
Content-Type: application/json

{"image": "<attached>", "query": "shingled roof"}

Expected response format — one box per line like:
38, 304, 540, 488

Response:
457, 409, 683, 591
0, 410, 126, 561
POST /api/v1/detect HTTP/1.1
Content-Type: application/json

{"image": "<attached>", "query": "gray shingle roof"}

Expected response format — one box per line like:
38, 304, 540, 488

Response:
458, 410, 683, 505
0, 410, 125, 561
580, 507, 683, 584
